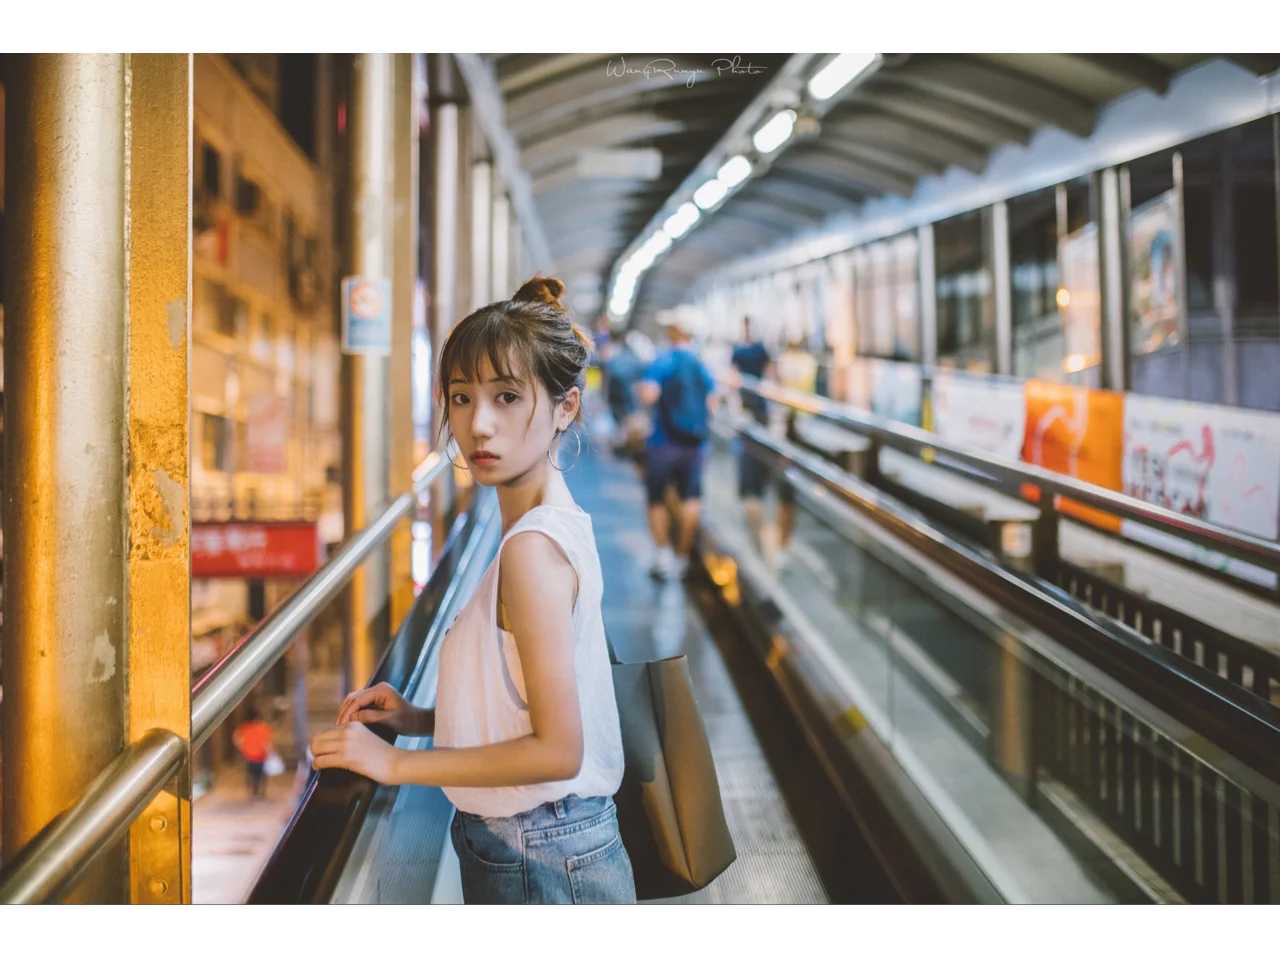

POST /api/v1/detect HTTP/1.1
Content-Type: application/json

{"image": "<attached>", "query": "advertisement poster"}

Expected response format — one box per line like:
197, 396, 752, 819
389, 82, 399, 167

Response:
870, 358, 923, 426
1123, 394, 1280, 541
1058, 222, 1102, 376
1022, 379, 1125, 530
1127, 190, 1182, 356
931, 370, 1025, 460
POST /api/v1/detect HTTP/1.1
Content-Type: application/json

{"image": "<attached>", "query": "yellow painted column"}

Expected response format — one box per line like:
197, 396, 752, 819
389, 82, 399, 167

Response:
342, 53, 394, 693
124, 53, 193, 905
1, 53, 191, 903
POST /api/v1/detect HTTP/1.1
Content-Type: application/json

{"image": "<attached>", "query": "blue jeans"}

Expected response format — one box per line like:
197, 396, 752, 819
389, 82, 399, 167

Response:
450, 794, 636, 904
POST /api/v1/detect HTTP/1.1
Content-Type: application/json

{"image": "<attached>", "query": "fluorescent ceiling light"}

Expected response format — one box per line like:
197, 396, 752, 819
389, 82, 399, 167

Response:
808, 53, 880, 101
717, 155, 752, 188
693, 179, 728, 210
646, 232, 672, 255
663, 203, 700, 240
752, 109, 796, 155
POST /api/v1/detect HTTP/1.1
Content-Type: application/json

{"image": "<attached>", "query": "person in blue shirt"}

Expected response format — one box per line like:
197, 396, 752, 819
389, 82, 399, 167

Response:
635, 314, 719, 580
601, 329, 647, 462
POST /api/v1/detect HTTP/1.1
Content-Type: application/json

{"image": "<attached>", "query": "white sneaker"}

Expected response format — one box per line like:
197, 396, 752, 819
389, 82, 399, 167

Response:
649, 546, 676, 580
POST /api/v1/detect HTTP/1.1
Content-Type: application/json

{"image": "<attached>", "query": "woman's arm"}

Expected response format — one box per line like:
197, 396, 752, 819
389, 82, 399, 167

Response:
311, 531, 583, 787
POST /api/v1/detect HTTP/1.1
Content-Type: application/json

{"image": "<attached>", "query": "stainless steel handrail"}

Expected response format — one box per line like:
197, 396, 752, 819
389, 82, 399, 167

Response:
192, 451, 447, 749
730, 375, 1280, 573
0, 729, 186, 904
726, 417, 1280, 794
0, 452, 450, 903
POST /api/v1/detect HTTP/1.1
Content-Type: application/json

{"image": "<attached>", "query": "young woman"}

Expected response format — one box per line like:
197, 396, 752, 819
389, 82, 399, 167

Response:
309, 276, 635, 905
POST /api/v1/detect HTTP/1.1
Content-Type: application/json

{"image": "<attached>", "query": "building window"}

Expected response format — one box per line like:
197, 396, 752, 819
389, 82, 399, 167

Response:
201, 142, 222, 201
199, 413, 233, 472
852, 231, 920, 362
935, 209, 994, 372
235, 173, 261, 216
1009, 177, 1101, 384
1127, 118, 1280, 410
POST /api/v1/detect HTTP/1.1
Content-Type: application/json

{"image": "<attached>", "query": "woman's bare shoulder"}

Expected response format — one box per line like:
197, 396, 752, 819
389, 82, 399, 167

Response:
499, 528, 578, 615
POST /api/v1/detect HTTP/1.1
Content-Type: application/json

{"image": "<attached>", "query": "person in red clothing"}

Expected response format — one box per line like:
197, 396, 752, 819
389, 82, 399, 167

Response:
233, 706, 273, 799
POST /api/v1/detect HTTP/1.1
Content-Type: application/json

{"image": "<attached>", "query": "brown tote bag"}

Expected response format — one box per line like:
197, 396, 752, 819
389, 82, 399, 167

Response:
610, 652, 737, 900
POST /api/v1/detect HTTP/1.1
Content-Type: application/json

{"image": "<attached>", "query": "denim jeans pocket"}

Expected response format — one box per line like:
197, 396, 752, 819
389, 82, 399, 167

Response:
454, 812, 524, 870
566, 831, 636, 904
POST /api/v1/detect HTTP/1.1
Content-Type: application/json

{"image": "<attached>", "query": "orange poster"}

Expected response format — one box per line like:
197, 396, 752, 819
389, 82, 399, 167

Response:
1021, 379, 1125, 531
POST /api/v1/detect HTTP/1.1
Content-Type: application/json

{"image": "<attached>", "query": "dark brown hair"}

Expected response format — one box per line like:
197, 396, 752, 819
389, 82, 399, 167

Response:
436, 275, 592, 443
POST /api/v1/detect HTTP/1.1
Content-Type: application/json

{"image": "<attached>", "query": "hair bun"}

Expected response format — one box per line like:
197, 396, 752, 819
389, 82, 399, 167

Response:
511, 275, 567, 310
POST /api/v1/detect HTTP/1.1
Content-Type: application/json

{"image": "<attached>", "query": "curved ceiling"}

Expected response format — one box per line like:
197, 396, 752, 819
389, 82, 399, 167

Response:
479, 53, 1280, 321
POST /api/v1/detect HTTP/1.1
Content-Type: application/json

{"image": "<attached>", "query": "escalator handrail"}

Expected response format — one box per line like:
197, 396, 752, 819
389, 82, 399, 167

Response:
247, 490, 503, 903
191, 452, 448, 750
732, 421, 1280, 794
729, 375, 1280, 575
0, 452, 448, 904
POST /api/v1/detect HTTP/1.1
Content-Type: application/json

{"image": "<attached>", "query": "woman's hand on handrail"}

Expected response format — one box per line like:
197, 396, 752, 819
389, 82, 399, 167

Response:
336, 682, 434, 737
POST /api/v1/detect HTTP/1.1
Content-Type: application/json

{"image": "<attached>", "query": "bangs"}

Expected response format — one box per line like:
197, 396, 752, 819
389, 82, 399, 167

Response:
441, 312, 535, 390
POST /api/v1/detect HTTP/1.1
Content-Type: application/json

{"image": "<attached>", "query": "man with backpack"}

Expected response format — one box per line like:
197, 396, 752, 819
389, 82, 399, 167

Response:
636, 313, 719, 580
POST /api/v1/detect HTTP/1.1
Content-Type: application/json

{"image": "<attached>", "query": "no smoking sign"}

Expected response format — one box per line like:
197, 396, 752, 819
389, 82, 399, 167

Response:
341, 276, 392, 355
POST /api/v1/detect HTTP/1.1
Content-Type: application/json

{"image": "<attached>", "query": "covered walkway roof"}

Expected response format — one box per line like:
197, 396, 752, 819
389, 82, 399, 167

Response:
470, 53, 1280, 318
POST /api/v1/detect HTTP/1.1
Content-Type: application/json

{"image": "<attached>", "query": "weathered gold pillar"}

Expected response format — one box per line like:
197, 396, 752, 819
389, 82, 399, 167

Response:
342, 53, 394, 694
1, 53, 191, 903
388, 53, 420, 630
124, 54, 193, 905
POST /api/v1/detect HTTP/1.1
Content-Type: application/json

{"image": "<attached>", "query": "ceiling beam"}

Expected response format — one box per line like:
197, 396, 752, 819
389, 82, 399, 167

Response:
507, 55, 713, 141
1066, 53, 1175, 94
498, 53, 614, 96
819, 131, 947, 179
887, 57, 1097, 138
783, 145, 916, 197
845, 83, 1034, 147
521, 113, 687, 173
453, 53, 553, 269
822, 111, 989, 173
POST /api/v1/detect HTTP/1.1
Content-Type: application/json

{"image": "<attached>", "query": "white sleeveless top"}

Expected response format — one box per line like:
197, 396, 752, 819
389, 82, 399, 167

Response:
433, 504, 625, 817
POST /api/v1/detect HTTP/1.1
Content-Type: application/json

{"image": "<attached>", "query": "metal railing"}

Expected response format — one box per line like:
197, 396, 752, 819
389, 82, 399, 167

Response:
0, 453, 451, 904
730, 374, 1280, 576
711, 412, 1280, 902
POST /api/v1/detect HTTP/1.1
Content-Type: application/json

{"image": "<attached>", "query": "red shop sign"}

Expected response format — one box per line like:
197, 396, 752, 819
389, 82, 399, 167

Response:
192, 521, 321, 578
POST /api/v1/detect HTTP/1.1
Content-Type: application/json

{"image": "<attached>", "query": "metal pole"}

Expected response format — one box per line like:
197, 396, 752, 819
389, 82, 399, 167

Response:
1098, 168, 1128, 392
510, 216, 524, 292
341, 53, 394, 695
991, 200, 1013, 376
428, 55, 459, 352
389, 53, 420, 631
427, 54, 462, 537
471, 159, 493, 311
3, 54, 129, 903
918, 223, 938, 367
491, 189, 510, 301
121, 53, 193, 905
2, 53, 191, 903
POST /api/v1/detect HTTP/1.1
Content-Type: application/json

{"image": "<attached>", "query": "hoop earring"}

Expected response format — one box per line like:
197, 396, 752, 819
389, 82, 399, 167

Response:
446, 439, 470, 471
548, 427, 582, 472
